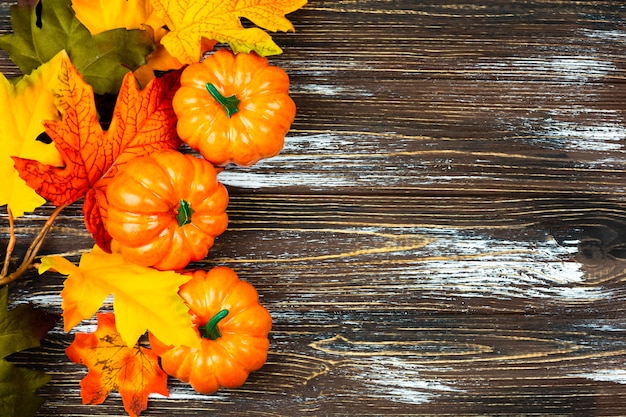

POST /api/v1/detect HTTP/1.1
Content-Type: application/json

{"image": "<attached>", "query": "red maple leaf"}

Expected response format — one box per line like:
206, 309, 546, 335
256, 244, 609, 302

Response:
65, 312, 169, 417
13, 56, 181, 250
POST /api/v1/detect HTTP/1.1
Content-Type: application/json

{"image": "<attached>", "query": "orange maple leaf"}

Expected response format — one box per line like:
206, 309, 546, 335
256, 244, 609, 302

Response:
66, 312, 169, 417
13, 55, 181, 250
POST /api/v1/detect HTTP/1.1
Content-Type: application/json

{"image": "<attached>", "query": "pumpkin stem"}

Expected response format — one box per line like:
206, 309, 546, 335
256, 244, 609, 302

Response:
206, 83, 240, 118
200, 309, 229, 340
176, 199, 194, 227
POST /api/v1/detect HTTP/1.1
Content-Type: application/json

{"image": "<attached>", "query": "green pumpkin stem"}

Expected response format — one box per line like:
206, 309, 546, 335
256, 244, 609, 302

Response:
200, 309, 229, 340
206, 83, 240, 118
176, 199, 194, 227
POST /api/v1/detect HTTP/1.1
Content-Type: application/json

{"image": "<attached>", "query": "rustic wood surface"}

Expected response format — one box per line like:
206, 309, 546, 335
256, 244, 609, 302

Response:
2, 0, 626, 415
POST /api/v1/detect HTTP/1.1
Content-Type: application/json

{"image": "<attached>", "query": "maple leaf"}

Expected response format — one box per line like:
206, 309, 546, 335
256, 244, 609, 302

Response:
150, 0, 308, 65
66, 312, 169, 417
0, 51, 64, 218
133, 37, 218, 88
71, 0, 159, 36
133, 44, 185, 88
0, 0, 155, 95
0, 286, 60, 417
38, 245, 199, 349
71, 0, 171, 89
12, 52, 181, 250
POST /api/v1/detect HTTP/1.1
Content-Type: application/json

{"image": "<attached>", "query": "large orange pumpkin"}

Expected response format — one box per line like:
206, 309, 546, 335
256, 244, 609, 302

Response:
105, 149, 228, 270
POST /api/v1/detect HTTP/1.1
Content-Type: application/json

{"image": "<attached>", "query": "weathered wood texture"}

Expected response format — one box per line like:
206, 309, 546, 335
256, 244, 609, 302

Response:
2, 0, 626, 415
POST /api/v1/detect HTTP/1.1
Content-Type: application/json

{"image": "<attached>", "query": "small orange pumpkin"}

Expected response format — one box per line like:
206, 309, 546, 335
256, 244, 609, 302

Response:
149, 266, 272, 394
105, 149, 228, 270
173, 49, 296, 166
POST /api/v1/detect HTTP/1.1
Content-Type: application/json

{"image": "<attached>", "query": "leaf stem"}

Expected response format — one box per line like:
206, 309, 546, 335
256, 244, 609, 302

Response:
199, 309, 229, 340
1, 207, 16, 278
206, 83, 240, 118
0, 204, 67, 287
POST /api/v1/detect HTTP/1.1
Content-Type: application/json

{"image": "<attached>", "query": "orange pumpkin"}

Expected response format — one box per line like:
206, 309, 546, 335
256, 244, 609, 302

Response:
149, 266, 272, 394
105, 149, 228, 270
173, 49, 296, 166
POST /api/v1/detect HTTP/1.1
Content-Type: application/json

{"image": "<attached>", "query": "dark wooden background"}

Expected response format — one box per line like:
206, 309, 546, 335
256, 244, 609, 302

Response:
3, 0, 626, 415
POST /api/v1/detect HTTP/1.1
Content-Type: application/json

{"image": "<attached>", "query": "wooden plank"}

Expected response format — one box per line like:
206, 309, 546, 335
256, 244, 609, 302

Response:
1, 0, 626, 415
11, 313, 626, 415
237, 0, 626, 196
7, 192, 626, 415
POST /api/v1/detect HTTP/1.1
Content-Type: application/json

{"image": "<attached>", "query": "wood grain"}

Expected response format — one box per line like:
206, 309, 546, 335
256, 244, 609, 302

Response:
2, 0, 626, 415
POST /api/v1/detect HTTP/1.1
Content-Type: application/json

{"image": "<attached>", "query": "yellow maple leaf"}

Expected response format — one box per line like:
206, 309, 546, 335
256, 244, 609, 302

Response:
39, 245, 200, 349
150, 0, 308, 65
71, 0, 164, 37
0, 51, 65, 218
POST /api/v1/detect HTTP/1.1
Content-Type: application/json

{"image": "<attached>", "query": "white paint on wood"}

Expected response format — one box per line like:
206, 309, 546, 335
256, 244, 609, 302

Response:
349, 357, 462, 405
541, 56, 617, 82
473, 48, 626, 161
399, 229, 608, 302
474, 55, 617, 82
572, 370, 626, 385
158, 385, 230, 401
219, 169, 357, 189
579, 323, 626, 332
581, 28, 626, 41
539, 118, 625, 153
293, 83, 374, 97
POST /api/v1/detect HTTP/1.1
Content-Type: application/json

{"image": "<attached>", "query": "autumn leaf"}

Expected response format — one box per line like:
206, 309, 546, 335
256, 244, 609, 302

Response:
69, 0, 181, 87
12, 53, 181, 250
71, 0, 171, 88
0, 286, 59, 417
71, 0, 159, 35
133, 37, 218, 88
150, 0, 307, 65
38, 245, 199, 350
0, 51, 64, 218
0, 0, 155, 95
66, 312, 169, 417
133, 44, 185, 88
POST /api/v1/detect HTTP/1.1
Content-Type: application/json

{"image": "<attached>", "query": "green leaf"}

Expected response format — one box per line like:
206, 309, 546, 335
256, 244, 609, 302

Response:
0, 0, 155, 95
0, 286, 59, 417
0, 363, 51, 417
